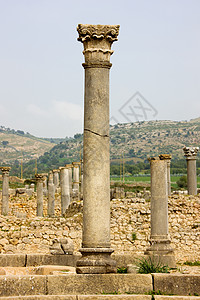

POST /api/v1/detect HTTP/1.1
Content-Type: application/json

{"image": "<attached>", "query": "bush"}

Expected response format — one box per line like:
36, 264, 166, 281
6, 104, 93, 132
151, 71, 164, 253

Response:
177, 175, 187, 188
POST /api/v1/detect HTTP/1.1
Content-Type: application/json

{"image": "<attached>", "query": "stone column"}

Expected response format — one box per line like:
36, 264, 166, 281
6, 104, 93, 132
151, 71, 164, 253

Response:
30, 183, 35, 193
48, 171, 55, 217
183, 147, 199, 195
41, 173, 48, 196
35, 174, 44, 217
59, 167, 70, 215
145, 157, 175, 268
72, 162, 81, 192
0, 167, 11, 215
52, 169, 60, 190
66, 164, 73, 196
159, 154, 172, 196
76, 24, 120, 274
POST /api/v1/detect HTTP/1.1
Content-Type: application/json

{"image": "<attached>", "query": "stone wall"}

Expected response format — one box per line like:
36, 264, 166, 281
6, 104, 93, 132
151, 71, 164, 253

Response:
0, 193, 199, 263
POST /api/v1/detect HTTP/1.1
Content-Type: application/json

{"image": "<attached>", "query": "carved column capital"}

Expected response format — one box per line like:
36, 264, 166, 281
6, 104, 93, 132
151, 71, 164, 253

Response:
72, 162, 81, 168
0, 167, 11, 175
35, 174, 45, 182
183, 147, 199, 160
77, 24, 120, 68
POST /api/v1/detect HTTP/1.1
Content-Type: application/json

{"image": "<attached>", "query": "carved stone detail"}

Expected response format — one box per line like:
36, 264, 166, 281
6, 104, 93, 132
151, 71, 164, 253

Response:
77, 24, 120, 43
0, 167, 11, 175
183, 147, 199, 159
77, 24, 120, 67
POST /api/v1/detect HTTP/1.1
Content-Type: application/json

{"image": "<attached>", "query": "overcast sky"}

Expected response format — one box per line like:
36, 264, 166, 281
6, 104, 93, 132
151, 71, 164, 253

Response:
0, 0, 199, 138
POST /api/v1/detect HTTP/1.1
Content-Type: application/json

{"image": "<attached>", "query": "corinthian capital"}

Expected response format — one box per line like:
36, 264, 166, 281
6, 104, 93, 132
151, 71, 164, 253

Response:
0, 167, 11, 175
183, 146, 199, 159
77, 24, 120, 67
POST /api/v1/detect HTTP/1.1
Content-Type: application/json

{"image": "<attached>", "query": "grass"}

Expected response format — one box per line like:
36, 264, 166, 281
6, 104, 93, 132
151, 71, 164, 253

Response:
136, 257, 170, 274
183, 261, 200, 266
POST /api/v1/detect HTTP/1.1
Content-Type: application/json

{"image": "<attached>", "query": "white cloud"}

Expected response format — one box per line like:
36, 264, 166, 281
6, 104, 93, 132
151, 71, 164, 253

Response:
52, 100, 83, 121
27, 104, 49, 117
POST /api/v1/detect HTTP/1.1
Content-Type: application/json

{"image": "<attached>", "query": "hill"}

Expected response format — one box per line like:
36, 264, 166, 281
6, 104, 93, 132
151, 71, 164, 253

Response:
16, 118, 200, 178
0, 126, 56, 165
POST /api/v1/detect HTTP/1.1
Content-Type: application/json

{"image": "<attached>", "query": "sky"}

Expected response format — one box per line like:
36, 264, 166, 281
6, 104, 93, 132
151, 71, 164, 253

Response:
0, 0, 199, 138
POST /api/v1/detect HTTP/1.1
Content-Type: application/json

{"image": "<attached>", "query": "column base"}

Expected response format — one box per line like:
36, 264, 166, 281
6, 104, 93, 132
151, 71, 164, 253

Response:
144, 239, 176, 268
76, 248, 116, 274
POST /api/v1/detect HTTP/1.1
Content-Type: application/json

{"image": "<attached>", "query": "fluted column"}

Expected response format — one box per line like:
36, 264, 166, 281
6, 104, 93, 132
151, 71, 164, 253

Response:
48, 171, 55, 217
183, 147, 199, 195
60, 167, 70, 215
35, 174, 45, 217
159, 154, 172, 196
145, 157, 175, 268
76, 24, 119, 274
0, 167, 11, 215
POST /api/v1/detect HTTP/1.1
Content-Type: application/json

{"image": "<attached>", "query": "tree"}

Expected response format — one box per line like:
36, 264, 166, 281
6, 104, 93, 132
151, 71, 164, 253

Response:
177, 176, 187, 188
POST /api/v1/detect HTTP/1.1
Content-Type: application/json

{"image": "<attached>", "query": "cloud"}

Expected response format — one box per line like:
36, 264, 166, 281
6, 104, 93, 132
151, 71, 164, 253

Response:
26, 100, 83, 121
52, 100, 83, 121
27, 104, 49, 117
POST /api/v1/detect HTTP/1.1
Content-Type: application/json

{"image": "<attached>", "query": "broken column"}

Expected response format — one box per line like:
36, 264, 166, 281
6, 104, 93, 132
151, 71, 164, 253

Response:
48, 171, 55, 217
159, 154, 172, 196
35, 174, 44, 217
72, 162, 81, 193
76, 24, 120, 274
59, 167, 70, 215
0, 167, 11, 215
145, 157, 175, 268
52, 169, 60, 191
183, 146, 199, 195
42, 173, 48, 196
66, 164, 73, 196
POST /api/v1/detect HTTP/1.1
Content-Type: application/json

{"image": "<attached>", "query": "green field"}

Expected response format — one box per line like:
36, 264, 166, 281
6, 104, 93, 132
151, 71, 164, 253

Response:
110, 175, 200, 188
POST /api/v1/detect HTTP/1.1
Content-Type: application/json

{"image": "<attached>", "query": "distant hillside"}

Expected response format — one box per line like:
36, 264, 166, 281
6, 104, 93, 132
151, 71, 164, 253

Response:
16, 118, 200, 178
0, 126, 56, 165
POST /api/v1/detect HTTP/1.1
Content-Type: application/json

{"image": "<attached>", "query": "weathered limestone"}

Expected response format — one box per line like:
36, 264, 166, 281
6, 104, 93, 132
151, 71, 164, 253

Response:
159, 154, 172, 196
52, 169, 60, 190
183, 146, 199, 195
35, 174, 45, 217
60, 167, 70, 215
41, 173, 48, 196
47, 171, 55, 217
145, 157, 175, 268
76, 24, 120, 274
66, 164, 73, 196
72, 162, 81, 193
0, 167, 11, 215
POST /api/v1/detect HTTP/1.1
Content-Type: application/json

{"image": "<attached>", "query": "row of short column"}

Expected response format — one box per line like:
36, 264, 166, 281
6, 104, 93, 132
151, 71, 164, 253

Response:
35, 162, 82, 217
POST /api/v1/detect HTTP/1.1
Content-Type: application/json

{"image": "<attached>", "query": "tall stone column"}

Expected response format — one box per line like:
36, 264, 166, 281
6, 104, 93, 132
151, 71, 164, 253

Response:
159, 154, 172, 196
72, 162, 81, 192
76, 24, 119, 274
183, 147, 199, 195
60, 167, 70, 215
145, 157, 175, 268
48, 171, 55, 217
35, 174, 44, 217
0, 167, 11, 215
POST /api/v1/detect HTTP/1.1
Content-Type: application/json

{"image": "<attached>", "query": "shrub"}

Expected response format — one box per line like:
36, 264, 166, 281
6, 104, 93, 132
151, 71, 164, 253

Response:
177, 175, 187, 188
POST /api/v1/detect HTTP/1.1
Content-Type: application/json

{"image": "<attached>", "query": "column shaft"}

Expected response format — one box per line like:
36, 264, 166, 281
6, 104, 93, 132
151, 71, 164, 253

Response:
60, 167, 70, 215
48, 171, 55, 217
1, 167, 10, 215
36, 175, 44, 217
